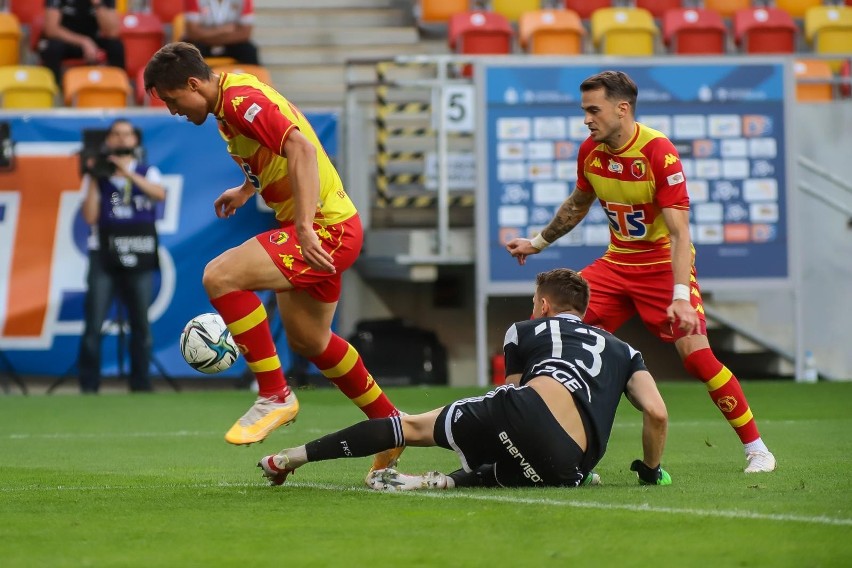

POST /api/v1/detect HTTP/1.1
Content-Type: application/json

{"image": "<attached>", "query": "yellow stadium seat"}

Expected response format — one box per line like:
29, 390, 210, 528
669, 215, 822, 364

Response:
591, 7, 658, 56
0, 65, 58, 109
212, 63, 273, 86
794, 59, 834, 102
204, 57, 237, 67
519, 9, 584, 55
805, 6, 852, 55
63, 66, 132, 108
775, 0, 823, 20
172, 13, 185, 43
492, 0, 542, 23
704, 0, 752, 19
0, 13, 22, 67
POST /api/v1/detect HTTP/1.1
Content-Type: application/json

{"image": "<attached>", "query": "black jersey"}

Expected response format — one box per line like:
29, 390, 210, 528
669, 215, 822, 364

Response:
46, 0, 117, 39
503, 313, 647, 471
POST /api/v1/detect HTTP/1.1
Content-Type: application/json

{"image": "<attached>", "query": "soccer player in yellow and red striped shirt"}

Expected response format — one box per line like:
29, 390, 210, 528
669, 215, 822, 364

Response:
143, 43, 402, 473
507, 71, 776, 474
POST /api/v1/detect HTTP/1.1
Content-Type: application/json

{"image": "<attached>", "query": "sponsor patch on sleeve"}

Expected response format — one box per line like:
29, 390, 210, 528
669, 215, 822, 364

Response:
666, 172, 685, 186
244, 103, 262, 123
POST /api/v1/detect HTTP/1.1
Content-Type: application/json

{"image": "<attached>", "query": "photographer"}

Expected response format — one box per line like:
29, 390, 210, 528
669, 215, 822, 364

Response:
78, 119, 165, 393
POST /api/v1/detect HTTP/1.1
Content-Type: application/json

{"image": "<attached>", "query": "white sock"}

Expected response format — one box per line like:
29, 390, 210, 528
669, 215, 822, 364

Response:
275, 446, 307, 469
744, 438, 769, 455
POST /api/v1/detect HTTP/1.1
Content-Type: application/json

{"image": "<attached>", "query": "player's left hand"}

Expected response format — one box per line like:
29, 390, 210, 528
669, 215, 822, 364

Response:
297, 228, 336, 273
667, 299, 699, 335
214, 185, 253, 218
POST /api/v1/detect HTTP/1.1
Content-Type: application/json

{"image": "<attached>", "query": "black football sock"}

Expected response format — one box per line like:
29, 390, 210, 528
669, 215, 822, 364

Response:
448, 464, 500, 488
305, 416, 404, 462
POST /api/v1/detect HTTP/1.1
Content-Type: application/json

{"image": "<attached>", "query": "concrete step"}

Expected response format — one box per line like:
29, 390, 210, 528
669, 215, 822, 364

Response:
254, 26, 419, 47
255, 8, 409, 27
260, 40, 448, 66
277, 83, 347, 108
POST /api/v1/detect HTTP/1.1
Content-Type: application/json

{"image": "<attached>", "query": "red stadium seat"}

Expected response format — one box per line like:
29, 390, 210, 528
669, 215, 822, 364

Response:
448, 11, 513, 55
564, 1, 612, 21
119, 12, 165, 79
150, 0, 184, 28
10, 0, 46, 27
734, 8, 797, 54
635, 0, 683, 20
663, 8, 726, 55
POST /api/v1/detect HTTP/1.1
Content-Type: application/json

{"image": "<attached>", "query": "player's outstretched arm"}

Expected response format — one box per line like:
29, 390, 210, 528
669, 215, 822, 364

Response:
626, 370, 670, 485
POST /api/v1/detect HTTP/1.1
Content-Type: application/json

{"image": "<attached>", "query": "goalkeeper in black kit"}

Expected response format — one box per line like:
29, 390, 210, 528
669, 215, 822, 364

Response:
259, 268, 671, 489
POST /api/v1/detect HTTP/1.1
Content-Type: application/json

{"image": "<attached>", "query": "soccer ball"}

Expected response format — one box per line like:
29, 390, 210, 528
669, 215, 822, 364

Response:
179, 313, 239, 374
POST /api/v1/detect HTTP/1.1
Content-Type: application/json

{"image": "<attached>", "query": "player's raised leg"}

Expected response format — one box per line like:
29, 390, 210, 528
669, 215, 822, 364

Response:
677, 335, 776, 473
277, 290, 404, 471
204, 238, 299, 445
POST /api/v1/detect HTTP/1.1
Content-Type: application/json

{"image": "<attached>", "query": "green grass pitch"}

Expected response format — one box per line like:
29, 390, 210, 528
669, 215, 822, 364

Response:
1, 382, 851, 567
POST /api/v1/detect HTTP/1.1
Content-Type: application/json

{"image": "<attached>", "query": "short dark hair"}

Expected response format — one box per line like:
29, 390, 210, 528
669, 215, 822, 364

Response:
535, 269, 590, 314
580, 70, 638, 113
144, 42, 212, 94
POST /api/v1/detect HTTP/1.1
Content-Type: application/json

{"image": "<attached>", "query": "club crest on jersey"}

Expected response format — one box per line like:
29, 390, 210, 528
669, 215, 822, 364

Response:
608, 159, 623, 174
269, 231, 289, 245
231, 96, 246, 111
631, 159, 646, 179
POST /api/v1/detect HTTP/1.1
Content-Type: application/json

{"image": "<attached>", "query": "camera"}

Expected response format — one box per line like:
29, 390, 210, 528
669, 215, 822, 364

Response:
85, 145, 136, 178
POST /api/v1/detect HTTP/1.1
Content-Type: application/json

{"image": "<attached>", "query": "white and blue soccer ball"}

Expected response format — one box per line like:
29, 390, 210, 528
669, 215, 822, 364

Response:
179, 313, 239, 374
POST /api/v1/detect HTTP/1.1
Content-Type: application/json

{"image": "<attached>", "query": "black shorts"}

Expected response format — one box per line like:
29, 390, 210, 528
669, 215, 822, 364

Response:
433, 384, 585, 487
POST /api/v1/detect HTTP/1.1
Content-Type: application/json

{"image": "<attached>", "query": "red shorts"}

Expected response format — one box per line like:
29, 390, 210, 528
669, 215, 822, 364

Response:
579, 259, 707, 343
256, 214, 362, 303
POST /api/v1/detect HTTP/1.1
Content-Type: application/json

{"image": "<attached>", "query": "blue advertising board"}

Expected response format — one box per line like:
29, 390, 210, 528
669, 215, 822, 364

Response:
478, 60, 791, 293
0, 109, 337, 378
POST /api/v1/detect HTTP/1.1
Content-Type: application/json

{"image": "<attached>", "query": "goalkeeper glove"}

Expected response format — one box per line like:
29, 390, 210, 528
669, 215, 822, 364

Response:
630, 459, 672, 486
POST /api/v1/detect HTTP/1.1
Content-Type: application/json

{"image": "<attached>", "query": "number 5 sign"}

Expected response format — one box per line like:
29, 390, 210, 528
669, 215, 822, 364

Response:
441, 84, 474, 133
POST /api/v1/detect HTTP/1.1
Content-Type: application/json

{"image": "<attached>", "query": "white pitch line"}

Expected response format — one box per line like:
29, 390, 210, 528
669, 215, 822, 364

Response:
2, 480, 850, 527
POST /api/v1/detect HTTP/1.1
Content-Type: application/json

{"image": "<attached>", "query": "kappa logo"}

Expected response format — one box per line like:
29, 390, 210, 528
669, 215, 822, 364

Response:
608, 159, 623, 174
231, 96, 246, 112
454, 409, 463, 423
590, 157, 602, 169
663, 153, 679, 167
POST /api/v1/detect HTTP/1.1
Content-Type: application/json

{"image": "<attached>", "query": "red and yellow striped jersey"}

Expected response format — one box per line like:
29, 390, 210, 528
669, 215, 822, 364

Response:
214, 72, 356, 225
577, 122, 689, 266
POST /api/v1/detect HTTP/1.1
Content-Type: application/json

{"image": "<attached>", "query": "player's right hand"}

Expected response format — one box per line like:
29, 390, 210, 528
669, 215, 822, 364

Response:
214, 185, 253, 218
505, 238, 539, 266
630, 459, 672, 486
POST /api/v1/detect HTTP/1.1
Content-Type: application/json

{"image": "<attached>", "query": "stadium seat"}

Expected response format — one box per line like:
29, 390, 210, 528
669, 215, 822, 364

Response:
418, 0, 470, 24
635, 0, 683, 20
0, 65, 58, 109
840, 57, 851, 98
151, 0, 184, 27
564, 0, 612, 21
794, 59, 834, 102
10, 0, 46, 26
0, 12, 22, 67
134, 66, 166, 107
703, 0, 751, 19
212, 63, 273, 85
204, 56, 237, 67
805, 6, 852, 55
119, 12, 165, 79
519, 9, 584, 55
491, 0, 542, 23
591, 7, 658, 56
63, 66, 131, 108
448, 11, 514, 55
734, 8, 797, 54
774, 0, 823, 20
171, 13, 185, 42
663, 8, 726, 55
